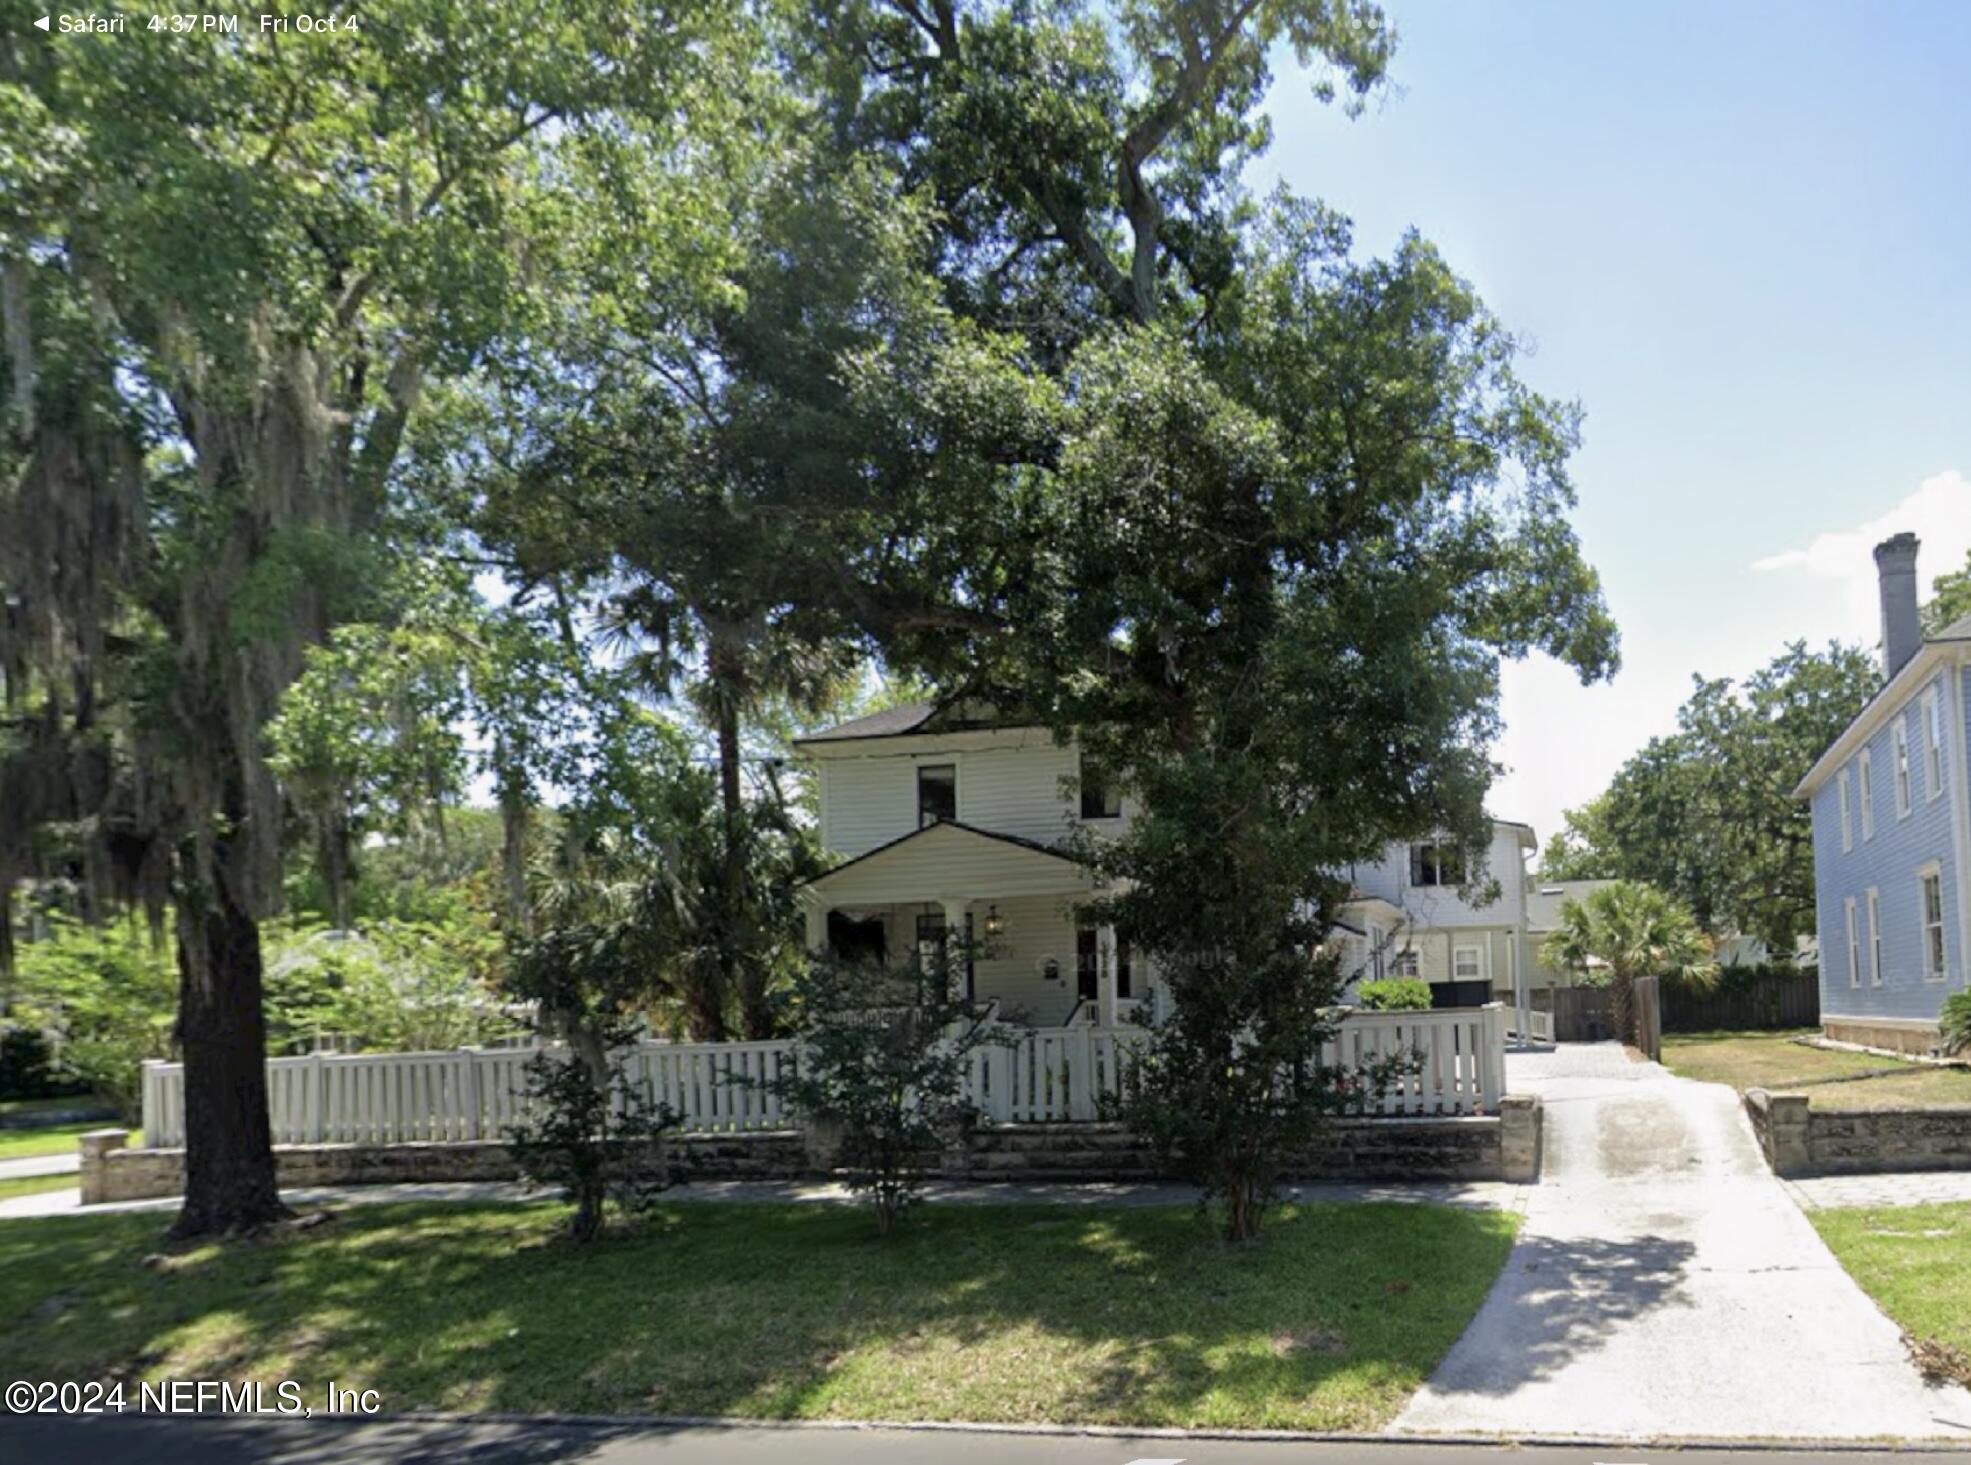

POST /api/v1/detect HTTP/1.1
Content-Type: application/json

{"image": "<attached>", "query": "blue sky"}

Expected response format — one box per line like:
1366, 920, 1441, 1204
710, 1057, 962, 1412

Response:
1256, 0, 1971, 850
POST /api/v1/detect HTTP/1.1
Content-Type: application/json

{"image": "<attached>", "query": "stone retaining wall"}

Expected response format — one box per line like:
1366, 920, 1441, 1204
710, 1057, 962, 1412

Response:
81, 1098, 1540, 1203
80, 1129, 807, 1206
1743, 1088, 1971, 1178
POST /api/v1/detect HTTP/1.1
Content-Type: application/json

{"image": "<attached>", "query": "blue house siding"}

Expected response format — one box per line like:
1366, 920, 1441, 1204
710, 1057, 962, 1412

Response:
1814, 670, 1961, 1023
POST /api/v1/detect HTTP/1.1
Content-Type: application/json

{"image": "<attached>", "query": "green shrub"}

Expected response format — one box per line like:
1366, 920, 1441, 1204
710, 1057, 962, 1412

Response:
1942, 991, 1971, 1055
12, 915, 177, 1121
1355, 978, 1432, 1012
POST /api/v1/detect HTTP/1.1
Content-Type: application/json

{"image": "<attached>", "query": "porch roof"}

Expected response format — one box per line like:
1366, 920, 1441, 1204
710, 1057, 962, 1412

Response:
799, 820, 1099, 907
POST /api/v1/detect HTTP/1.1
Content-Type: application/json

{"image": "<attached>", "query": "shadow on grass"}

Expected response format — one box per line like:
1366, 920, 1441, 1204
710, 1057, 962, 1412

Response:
0, 1197, 1520, 1430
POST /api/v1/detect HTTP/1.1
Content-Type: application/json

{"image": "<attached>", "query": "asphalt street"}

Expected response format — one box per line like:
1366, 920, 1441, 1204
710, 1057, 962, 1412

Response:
4, 1416, 1971, 1465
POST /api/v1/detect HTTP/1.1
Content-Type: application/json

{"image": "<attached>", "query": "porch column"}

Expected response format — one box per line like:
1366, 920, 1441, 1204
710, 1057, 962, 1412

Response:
1098, 924, 1119, 1028
803, 899, 828, 955
1512, 924, 1529, 1041
941, 898, 969, 999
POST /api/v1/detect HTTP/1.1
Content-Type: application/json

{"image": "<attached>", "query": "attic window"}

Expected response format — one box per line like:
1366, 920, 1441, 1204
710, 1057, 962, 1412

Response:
917, 764, 957, 827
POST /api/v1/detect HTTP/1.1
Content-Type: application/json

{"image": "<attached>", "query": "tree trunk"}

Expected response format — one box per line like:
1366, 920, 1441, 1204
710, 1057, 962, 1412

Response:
168, 871, 289, 1238
497, 755, 534, 944
1611, 970, 1638, 1052
708, 651, 768, 1039
318, 805, 353, 931
0, 879, 14, 1015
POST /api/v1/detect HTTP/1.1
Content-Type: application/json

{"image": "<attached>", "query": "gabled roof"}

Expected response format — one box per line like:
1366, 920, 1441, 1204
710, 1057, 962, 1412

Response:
795, 701, 940, 744
1794, 627, 1971, 799
797, 818, 1090, 895
793, 699, 1042, 746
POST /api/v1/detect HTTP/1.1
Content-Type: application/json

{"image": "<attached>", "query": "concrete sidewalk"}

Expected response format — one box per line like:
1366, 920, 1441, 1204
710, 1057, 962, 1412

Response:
1787, 1168, 1971, 1211
0, 1174, 1521, 1223
1392, 1042, 1971, 1441
0, 1150, 79, 1181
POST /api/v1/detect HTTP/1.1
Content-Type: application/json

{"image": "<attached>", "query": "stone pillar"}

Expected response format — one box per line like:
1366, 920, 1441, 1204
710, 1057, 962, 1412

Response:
78, 1128, 130, 1207
1746, 1088, 1813, 1177
1498, 1095, 1540, 1183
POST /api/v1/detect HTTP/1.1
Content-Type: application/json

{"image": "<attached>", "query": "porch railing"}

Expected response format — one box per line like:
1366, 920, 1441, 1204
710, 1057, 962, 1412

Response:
138, 1003, 1508, 1149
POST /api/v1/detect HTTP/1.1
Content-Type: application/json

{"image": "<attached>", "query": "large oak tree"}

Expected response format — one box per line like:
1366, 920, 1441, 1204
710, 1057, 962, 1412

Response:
0, 2, 740, 1234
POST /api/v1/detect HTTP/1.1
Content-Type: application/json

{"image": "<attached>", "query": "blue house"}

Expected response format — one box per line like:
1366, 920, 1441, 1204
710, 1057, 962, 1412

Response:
1795, 533, 1971, 1053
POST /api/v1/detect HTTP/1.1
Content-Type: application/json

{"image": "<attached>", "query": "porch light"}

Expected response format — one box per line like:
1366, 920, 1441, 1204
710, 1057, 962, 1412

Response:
983, 904, 1004, 938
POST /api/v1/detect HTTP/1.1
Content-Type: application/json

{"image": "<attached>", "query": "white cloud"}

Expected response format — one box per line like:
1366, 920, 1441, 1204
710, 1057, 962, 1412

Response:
1751, 469, 1971, 643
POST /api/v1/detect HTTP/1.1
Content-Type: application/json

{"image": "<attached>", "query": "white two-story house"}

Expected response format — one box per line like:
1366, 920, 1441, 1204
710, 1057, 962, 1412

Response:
796, 701, 1541, 1030
795, 702, 1133, 1027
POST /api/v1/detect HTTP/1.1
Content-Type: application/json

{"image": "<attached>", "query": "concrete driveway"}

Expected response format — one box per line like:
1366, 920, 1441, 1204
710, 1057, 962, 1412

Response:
1393, 1042, 1971, 1441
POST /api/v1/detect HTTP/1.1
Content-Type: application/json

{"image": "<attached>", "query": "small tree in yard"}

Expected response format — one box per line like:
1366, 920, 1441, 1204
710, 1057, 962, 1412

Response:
1540, 881, 1717, 1050
504, 922, 675, 1243
774, 947, 1006, 1236
507, 1042, 675, 1245
1116, 939, 1420, 1245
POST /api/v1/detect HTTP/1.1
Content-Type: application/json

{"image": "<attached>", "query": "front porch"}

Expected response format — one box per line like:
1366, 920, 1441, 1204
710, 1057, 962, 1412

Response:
797, 819, 1144, 1027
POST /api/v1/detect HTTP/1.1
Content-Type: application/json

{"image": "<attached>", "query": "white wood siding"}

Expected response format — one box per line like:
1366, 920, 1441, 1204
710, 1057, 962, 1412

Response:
811, 728, 1095, 857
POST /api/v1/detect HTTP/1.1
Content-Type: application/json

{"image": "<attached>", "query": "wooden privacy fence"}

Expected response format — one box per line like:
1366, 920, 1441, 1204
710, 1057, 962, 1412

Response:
1532, 981, 1662, 1057
1662, 966, 1819, 1032
140, 1004, 1509, 1149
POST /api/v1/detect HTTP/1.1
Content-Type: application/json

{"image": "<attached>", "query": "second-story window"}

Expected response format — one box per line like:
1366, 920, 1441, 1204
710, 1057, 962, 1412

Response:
1839, 770, 1852, 852
1080, 765, 1122, 819
1927, 687, 1946, 800
1409, 842, 1465, 887
1858, 751, 1875, 841
917, 763, 957, 827
1894, 716, 1912, 818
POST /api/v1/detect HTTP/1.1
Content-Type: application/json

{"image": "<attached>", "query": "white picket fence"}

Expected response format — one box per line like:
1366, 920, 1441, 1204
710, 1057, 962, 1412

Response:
139, 1004, 1507, 1149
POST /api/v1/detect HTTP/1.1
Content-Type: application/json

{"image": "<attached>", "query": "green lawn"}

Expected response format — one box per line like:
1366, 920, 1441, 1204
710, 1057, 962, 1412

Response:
0, 1199, 1516, 1429
0, 1121, 133, 1161
1660, 1030, 1971, 1110
1812, 1202, 1971, 1385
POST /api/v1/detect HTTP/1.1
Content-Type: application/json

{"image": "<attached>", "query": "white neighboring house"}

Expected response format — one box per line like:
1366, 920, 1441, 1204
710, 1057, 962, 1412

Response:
1329, 821, 1541, 1035
796, 701, 1540, 1028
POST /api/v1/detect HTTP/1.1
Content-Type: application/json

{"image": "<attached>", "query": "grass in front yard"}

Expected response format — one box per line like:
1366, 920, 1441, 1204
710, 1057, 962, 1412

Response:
1661, 1030, 1971, 1109
0, 1199, 1516, 1429
1811, 1202, 1971, 1383
0, 1122, 133, 1161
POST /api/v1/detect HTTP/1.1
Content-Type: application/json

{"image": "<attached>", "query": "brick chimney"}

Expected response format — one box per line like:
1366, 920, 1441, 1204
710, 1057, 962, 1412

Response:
1875, 532, 1921, 680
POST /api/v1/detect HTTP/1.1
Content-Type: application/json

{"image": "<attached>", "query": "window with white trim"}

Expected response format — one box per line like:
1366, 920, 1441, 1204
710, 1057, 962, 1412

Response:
916, 763, 957, 827
1866, 886, 1882, 987
1839, 771, 1852, 853
1894, 717, 1912, 817
1452, 944, 1483, 982
1392, 947, 1420, 978
1858, 751, 1875, 841
1926, 686, 1946, 801
1844, 897, 1859, 988
1921, 864, 1947, 982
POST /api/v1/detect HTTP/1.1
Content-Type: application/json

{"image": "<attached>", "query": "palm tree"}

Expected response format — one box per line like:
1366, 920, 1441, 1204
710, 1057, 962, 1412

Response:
1540, 881, 1717, 1050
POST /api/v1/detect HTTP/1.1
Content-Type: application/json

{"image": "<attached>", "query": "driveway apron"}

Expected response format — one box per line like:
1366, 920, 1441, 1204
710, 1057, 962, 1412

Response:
1393, 1042, 1971, 1440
